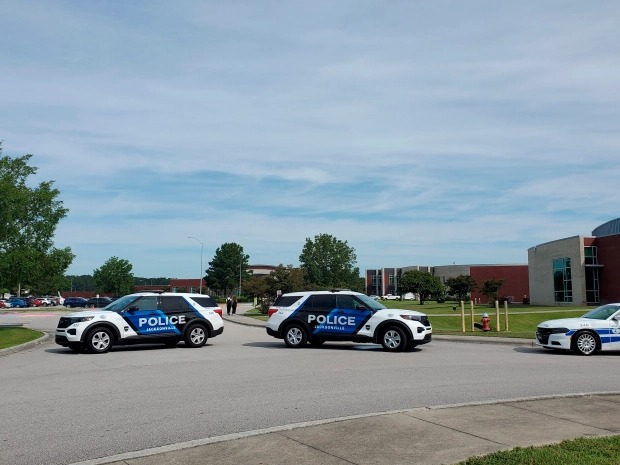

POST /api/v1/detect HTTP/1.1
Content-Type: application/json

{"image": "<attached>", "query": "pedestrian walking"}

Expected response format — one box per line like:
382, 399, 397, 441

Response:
226, 296, 232, 315
232, 295, 238, 315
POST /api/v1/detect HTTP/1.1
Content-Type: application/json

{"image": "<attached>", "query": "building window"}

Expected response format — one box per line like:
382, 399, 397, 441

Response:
553, 258, 572, 303
585, 267, 600, 304
371, 275, 377, 285
584, 246, 598, 265
389, 274, 394, 285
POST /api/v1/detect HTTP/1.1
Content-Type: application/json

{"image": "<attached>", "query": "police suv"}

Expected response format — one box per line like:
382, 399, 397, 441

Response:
55, 292, 223, 353
266, 290, 432, 351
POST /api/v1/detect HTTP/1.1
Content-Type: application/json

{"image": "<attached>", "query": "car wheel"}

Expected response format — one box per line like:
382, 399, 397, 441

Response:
284, 324, 307, 348
381, 326, 408, 352
308, 338, 325, 346
573, 331, 598, 356
85, 327, 113, 354
184, 324, 207, 348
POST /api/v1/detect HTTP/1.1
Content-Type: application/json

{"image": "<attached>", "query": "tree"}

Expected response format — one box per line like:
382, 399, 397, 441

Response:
0, 145, 74, 295
93, 256, 135, 295
299, 234, 361, 290
445, 275, 478, 301
480, 278, 505, 303
205, 242, 250, 296
264, 264, 307, 296
398, 270, 444, 305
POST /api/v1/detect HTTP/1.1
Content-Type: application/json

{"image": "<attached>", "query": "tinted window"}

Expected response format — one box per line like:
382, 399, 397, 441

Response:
191, 296, 218, 308
273, 295, 303, 307
161, 296, 192, 312
130, 296, 159, 310
306, 295, 335, 311
336, 295, 356, 309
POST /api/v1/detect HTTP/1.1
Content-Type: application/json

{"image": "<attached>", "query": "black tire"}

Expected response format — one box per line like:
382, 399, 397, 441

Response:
308, 338, 325, 346
284, 324, 307, 348
85, 327, 113, 354
573, 330, 598, 356
380, 326, 408, 352
184, 324, 208, 348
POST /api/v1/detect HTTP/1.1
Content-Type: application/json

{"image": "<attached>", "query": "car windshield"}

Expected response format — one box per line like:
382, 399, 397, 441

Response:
356, 294, 387, 310
103, 295, 140, 313
582, 304, 620, 320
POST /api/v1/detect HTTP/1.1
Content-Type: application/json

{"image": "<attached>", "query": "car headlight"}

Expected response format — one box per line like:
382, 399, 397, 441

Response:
71, 316, 95, 324
550, 328, 570, 334
400, 315, 422, 322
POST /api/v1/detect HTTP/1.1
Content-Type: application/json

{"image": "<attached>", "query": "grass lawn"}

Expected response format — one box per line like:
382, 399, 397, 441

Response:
0, 327, 44, 350
457, 435, 620, 464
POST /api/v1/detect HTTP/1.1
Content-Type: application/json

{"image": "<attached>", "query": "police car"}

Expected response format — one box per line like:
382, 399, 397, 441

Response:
55, 292, 224, 353
536, 303, 620, 355
265, 290, 432, 351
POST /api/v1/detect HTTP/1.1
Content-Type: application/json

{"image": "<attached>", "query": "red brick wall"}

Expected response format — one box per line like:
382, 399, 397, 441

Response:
594, 235, 620, 303
470, 265, 530, 304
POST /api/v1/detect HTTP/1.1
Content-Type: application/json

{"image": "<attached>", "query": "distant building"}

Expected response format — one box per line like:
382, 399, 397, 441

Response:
528, 217, 620, 306
365, 264, 529, 303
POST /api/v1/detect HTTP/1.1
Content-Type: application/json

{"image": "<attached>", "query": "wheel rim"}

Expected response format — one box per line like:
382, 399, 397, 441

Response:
287, 327, 303, 346
384, 330, 402, 349
92, 331, 110, 351
190, 327, 205, 345
577, 333, 596, 354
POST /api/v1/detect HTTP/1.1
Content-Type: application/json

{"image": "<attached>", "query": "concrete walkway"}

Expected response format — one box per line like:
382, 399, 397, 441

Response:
81, 393, 620, 465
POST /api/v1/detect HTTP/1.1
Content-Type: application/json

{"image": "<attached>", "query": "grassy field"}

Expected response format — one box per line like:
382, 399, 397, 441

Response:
457, 435, 620, 464
0, 327, 43, 350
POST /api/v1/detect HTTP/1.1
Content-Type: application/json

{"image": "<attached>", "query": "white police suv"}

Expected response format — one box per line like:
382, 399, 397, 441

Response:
55, 292, 224, 353
266, 290, 432, 351
536, 303, 620, 355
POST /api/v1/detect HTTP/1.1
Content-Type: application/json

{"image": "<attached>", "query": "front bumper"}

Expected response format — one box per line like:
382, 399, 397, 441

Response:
536, 331, 571, 350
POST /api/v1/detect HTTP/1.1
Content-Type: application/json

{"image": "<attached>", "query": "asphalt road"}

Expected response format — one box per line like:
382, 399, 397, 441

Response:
1, 313, 620, 465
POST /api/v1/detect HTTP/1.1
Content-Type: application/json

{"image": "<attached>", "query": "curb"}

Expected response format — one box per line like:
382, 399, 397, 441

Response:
0, 331, 50, 356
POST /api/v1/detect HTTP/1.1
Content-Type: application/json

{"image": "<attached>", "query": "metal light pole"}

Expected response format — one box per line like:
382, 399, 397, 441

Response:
188, 236, 204, 294
238, 261, 242, 297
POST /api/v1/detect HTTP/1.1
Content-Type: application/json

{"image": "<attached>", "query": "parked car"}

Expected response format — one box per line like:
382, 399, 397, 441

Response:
85, 297, 113, 308
7, 297, 28, 308
266, 290, 432, 351
0, 300, 11, 309
64, 297, 89, 308
381, 294, 401, 301
55, 292, 224, 353
536, 303, 620, 355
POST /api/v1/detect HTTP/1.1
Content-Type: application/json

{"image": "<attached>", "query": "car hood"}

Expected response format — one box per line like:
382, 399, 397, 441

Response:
538, 317, 597, 328
376, 308, 427, 317
64, 310, 115, 318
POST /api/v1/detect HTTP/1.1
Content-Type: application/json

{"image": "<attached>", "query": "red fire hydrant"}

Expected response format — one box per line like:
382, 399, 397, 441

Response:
481, 313, 491, 332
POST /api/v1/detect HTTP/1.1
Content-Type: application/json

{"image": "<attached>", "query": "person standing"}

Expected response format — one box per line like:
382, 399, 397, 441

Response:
226, 296, 232, 315
231, 295, 238, 315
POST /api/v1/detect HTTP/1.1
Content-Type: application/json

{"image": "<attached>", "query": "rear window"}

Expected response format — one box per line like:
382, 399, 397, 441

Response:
273, 295, 303, 307
190, 296, 219, 308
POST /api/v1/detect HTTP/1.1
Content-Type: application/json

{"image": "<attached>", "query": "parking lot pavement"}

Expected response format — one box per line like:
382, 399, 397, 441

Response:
84, 394, 620, 465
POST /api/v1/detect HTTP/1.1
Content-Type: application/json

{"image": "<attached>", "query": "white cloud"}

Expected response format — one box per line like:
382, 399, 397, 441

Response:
2, 0, 619, 276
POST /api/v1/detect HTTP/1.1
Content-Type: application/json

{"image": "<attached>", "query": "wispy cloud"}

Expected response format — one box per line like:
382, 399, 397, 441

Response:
2, 0, 618, 276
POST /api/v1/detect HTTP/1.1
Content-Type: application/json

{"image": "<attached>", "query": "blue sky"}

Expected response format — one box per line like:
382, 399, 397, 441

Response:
2, 1, 619, 278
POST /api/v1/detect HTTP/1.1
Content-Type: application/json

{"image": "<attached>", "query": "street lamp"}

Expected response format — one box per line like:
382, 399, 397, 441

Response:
188, 236, 204, 294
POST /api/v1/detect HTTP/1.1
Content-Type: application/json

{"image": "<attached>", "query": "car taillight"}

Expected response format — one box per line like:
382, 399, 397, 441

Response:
268, 308, 278, 318
213, 308, 223, 317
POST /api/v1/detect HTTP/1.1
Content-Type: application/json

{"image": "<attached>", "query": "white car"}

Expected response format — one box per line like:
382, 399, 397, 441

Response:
536, 303, 620, 355
55, 292, 224, 353
266, 290, 432, 351
381, 294, 401, 300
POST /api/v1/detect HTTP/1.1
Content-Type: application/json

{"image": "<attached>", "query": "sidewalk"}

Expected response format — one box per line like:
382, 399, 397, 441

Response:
82, 393, 620, 465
